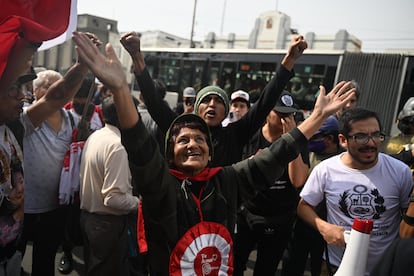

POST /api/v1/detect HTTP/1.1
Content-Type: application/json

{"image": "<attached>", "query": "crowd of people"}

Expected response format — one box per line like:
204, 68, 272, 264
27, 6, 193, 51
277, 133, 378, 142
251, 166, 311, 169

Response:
1, 8, 414, 276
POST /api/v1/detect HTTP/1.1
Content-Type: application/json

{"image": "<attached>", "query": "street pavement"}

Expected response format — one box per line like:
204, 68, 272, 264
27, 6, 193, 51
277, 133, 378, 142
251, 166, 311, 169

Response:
21, 243, 311, 275
22, 243, 85, 276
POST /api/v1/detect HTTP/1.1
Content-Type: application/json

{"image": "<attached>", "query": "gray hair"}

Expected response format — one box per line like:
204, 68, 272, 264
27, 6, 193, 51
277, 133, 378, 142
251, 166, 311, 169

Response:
33, 70, 62, 90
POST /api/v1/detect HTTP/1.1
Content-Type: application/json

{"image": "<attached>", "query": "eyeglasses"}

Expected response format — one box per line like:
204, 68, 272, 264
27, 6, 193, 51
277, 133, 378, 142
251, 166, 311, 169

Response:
347, 132, 385, 145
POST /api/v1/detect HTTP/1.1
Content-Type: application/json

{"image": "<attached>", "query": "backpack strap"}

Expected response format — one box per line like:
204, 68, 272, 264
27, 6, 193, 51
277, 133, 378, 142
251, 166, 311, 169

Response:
67, 110, 75, 130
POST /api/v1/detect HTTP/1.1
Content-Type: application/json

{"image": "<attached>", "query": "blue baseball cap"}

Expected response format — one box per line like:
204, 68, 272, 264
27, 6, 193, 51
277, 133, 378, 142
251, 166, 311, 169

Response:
314, 115, 339, 135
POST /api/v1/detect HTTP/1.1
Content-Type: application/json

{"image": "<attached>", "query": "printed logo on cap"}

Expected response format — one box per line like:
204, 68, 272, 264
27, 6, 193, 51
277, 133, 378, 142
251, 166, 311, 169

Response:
281, 94, 294, 107
169, 221, 233, 276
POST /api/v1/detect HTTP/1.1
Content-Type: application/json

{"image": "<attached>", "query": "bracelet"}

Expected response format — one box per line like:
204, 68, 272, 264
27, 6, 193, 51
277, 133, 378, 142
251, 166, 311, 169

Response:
402, 212, 414, 226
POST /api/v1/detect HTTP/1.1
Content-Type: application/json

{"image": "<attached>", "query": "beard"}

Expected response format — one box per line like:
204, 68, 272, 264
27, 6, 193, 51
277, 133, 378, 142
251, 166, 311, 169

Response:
348, 145, 379, 167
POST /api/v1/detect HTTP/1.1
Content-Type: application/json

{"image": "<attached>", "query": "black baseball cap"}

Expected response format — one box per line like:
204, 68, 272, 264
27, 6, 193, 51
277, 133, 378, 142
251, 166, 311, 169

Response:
273, 90, 297, 113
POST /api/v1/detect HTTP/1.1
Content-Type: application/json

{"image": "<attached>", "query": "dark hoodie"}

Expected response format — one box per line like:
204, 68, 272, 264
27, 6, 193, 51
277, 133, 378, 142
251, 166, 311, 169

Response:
121, 113, 307, 275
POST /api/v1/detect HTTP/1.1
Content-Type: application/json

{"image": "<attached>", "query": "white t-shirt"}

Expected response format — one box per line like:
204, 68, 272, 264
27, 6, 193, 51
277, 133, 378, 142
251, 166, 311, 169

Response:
300, 152, 413, 275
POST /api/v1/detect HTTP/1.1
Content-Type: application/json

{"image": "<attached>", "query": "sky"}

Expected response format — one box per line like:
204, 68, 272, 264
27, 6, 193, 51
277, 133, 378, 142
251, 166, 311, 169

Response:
77, 0, 414, 52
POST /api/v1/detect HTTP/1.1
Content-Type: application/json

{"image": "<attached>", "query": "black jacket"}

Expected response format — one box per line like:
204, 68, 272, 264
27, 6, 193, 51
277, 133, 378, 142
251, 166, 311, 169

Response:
121, 120, 307, 275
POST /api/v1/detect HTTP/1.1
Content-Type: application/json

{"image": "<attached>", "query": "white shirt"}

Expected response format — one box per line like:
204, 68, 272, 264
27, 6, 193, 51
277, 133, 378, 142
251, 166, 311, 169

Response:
300, 153, 412, 274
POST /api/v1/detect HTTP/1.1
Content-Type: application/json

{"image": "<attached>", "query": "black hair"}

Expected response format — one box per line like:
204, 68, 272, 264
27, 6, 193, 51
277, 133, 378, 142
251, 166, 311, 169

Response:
166, 120, 211, 166
398, 116, 414, 135
102, 96, 139, 127
321, 130, 340, 145
349, 80, 361, 100
338, 107, 382, 137
75, 74, 95, 99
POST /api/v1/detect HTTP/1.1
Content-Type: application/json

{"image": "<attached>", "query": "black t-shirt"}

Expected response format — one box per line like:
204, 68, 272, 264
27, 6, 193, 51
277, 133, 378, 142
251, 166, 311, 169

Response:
241, 129, 309, 216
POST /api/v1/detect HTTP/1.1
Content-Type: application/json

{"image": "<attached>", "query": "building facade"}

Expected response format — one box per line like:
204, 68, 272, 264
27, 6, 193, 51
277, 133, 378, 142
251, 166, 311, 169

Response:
33, 11, 362, 82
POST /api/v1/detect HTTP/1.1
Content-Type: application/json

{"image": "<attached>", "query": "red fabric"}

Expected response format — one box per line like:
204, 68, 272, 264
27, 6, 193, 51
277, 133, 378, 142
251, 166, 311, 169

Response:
137, 201, 148, 253
63, 102, 73, 110
65, 103, 104, 125
169, 167, 222, 182
93, 105, 104, 125
0, 0, 72, 78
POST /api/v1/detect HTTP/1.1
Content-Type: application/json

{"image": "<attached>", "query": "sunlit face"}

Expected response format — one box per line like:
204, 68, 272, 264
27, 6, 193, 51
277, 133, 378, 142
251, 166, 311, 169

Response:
339, 117, 381, 170
172, 127, 210, 176
0, 83, 26, 124
197, 95, 226, 127
230, 100, 249, 119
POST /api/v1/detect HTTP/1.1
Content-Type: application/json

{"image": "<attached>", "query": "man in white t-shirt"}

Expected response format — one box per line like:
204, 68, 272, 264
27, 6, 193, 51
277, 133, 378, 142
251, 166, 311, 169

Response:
298, 107, 413, 275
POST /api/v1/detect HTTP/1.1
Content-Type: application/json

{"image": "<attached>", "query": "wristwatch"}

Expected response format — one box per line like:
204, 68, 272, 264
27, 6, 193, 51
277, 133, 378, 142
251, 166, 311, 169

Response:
402, 212, 414, 226
402, 195, 414, 226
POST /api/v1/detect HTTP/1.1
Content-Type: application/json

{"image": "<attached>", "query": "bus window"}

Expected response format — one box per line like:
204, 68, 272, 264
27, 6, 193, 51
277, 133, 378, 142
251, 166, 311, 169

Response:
234, 62, 275, 93
209, 61, 220, 86
192, 62, 204, 92
286, 64, 328, 110
159, 59, 181, 92
220, 62, 236, 94
181, 60, 192, 92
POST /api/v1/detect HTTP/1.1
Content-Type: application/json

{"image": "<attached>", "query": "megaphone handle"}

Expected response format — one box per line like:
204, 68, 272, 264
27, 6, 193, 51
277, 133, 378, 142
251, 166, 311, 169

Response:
343, 230, 351, 244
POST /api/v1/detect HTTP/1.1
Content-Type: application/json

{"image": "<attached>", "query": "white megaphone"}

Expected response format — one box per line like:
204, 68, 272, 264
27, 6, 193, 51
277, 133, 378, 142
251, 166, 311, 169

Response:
334, 218, 373, 276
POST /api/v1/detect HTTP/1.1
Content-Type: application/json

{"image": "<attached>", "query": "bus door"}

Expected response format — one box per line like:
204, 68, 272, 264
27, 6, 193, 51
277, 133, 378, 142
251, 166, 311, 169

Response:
181, 60, 205, 93
287, 64, 329, 110
158, 58, 181, 92
235, 62, 276, 95
208, 61, 221, 88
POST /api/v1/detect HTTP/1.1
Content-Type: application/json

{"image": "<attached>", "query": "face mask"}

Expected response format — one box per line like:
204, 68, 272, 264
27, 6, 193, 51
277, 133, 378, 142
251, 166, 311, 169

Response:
308, 139, 326, 153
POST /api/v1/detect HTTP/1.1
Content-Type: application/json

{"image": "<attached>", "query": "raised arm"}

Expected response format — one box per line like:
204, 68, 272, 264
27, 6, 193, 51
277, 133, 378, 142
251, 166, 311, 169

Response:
233, 81, 355, 198
26, 33, 103, 127
26, 62, 88, 127
234, 35, 308, 143
120, 32, 176, 133
120, 32, 146, 75
72, 31, 138, 129
298, 81, 355, 139
281, 35, 307, 71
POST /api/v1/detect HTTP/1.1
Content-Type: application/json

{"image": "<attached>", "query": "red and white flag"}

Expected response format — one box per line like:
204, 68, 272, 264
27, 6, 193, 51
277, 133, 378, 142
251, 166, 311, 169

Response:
0, 0, 76, 78
39, 0, 78, 51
